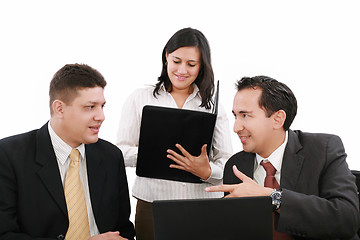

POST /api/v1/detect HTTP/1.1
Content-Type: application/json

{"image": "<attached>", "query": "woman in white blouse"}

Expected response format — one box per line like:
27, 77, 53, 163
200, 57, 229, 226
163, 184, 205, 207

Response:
116, 27, 233, 240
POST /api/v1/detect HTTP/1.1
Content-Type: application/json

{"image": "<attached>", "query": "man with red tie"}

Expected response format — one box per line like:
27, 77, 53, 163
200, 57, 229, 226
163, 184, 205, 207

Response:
206, 76, 359, 239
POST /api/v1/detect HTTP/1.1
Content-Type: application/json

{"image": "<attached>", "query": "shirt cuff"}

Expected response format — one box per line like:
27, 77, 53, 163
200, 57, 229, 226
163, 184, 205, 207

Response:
202, 161, 223, 185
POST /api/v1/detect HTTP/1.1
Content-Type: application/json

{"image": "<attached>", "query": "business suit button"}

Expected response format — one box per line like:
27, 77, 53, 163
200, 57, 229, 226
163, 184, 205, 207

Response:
57, 234, 65, 240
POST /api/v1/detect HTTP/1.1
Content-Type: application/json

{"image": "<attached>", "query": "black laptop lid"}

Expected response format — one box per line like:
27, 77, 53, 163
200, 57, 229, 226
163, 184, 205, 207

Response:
153, 197, 273, 240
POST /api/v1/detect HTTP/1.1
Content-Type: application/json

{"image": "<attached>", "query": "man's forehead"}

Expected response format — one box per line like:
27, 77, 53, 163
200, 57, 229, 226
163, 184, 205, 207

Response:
234, 88, 261, 103
73, 87, 105, 101
237, 87, 262, 96
233, 88, 263, 112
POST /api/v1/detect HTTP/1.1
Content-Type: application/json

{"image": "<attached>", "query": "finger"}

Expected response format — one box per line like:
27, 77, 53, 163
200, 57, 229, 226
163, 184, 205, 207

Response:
200, 144, 208, 157
167, 154, 185, 166
169, 164, 186, 171
167, 149, 185, 161
205, 185, 234, 193
175, 143, 193, 159
232, 165, 249, 182
224, 192, 238, 198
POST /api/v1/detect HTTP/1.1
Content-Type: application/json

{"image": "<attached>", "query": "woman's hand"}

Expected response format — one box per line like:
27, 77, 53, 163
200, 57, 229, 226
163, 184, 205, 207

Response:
167, 144, 211, 180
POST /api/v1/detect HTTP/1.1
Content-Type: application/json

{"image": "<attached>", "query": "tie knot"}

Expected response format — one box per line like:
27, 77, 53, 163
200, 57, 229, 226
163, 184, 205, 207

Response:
69, 149, 80, 163
260, 160, 276, 176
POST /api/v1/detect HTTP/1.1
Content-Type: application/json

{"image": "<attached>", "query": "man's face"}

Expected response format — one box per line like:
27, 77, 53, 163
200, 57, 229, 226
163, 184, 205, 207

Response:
59, 87, 106, 148
232, 88, 276, 158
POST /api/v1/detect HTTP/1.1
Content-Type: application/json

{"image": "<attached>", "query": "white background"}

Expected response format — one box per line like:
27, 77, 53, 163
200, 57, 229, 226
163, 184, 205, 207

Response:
1, 0, 359, 222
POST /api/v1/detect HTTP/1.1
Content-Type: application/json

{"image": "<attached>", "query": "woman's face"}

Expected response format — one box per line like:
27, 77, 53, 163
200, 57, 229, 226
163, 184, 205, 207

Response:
166, 46, 201, 93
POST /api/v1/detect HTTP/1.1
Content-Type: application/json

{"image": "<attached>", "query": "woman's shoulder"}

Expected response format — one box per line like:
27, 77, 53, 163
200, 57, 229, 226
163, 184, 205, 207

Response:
123, 84, 159, 108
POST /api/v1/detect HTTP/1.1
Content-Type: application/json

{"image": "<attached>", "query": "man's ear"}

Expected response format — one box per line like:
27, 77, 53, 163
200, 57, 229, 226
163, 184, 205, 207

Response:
273, 110, 286, 130
52, 100, 65, 118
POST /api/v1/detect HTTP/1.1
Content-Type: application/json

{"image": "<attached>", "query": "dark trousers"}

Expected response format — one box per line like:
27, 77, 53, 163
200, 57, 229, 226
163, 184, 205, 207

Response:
135, 199, 154, 240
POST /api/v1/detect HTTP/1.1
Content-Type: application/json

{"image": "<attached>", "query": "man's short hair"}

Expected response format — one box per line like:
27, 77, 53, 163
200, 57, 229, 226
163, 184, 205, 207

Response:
49, 63, 106, 115
235, 75, 297, 131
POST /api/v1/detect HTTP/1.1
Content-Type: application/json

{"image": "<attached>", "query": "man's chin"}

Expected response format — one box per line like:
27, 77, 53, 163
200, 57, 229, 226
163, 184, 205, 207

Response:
84, 136, 99, 144
242, 145, 254, 153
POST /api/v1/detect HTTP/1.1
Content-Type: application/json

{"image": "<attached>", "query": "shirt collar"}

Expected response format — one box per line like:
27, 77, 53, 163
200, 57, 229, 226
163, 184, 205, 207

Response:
48, 121, 85, 165
187, 84, 200, 101
255, 131, 288, 172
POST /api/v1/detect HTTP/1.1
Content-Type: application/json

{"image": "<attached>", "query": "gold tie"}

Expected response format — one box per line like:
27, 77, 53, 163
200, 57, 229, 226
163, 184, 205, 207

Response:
64, 149, 90, 240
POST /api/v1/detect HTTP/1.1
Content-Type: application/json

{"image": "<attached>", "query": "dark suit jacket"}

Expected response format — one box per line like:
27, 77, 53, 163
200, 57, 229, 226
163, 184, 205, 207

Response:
0, 123, 135, 240
224, 130, 359, 240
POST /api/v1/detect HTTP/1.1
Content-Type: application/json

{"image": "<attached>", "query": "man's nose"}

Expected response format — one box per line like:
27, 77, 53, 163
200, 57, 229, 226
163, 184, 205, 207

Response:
233, 118, 244, 133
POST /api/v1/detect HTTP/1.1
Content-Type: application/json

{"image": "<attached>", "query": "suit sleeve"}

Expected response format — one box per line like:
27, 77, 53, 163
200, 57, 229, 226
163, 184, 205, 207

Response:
277, 135, 360, 239
116, 150, 136, 240
0, 145, 55, 240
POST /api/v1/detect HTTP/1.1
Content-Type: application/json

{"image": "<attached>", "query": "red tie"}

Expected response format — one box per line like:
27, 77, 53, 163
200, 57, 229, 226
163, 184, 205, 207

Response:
261, 161, 280, 190
261, 161, 292, 240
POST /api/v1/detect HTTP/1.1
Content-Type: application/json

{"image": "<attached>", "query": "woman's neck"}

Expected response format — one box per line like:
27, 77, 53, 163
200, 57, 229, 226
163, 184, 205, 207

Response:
170, 85, 194, 109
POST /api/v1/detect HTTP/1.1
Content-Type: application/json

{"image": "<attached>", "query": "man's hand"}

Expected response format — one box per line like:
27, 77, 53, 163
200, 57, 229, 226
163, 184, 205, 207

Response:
167, 144, 211, 180
89, 231, 128, 240
206, 165, 273, 197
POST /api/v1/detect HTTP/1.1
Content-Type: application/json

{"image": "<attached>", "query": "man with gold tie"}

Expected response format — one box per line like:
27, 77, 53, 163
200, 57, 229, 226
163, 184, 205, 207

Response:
0, 64, 135, 240
206, 76, 359, 239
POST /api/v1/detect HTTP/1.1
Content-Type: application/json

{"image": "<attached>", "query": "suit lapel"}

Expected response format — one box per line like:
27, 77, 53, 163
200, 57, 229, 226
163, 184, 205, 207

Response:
280, 130, 304, 191
86, 144, 106, 218
240, 153, 256, 179
35, 123, 68, 217
231, 151, 255, 180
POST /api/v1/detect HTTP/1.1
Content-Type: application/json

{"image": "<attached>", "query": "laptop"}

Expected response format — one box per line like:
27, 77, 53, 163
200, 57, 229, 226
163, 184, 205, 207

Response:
136, 81, 220, 183
153, 196, 273, 240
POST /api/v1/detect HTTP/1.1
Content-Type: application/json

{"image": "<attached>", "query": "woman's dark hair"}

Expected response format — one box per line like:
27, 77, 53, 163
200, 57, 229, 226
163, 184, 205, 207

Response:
235, 76, 297, 131
153, 27, 214, 109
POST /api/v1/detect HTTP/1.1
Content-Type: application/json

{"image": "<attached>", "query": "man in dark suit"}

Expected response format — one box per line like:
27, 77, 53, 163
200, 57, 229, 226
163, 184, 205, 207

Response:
0, 64, 135, 240
206, 76, 359, 239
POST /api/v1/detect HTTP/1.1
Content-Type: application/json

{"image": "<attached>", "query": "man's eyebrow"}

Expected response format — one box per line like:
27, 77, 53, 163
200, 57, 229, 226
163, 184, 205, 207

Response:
85, 101, 106, 105
232, 110, 252, 114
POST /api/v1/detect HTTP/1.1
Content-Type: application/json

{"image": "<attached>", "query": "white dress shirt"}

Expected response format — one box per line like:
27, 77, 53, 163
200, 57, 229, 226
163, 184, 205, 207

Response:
253, 131, 288, 186
48, 122, 99, 236
116, 84, 233, 202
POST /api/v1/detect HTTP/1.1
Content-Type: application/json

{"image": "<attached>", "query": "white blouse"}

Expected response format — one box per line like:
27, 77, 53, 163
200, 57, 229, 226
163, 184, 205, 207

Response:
116, 84, 233, 202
